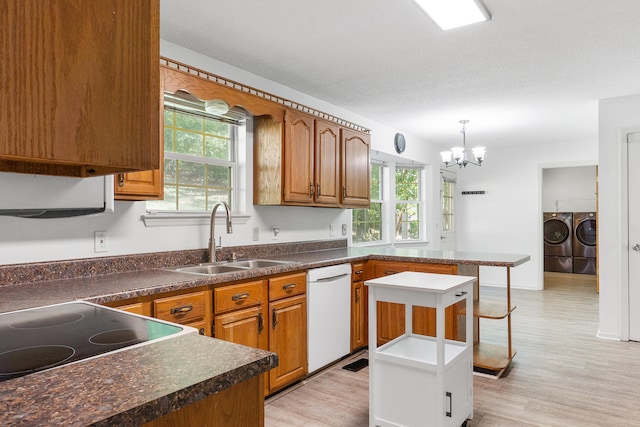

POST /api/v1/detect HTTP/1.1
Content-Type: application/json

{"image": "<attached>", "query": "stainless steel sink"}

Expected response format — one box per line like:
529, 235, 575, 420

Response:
227, 259, 293, 269
166, 259, 294, 276
172, 265, 249, 275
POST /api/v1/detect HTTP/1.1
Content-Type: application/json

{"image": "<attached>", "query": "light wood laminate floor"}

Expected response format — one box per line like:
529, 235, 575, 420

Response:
265, 273, 640, 426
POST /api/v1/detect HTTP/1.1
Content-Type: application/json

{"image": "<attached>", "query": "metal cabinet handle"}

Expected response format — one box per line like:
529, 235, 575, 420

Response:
258, 312, 264, 333
633, 243, 640, 252
117, 173, 125, 187
316, 183, 321, 196
455, 291, 468, 297
272, 307, 278, 329
342, 186, 347, 198
309, 183, 314, 198
232, 292, 249, 302
354, 269, 364, 275
383, 270, 399, 275
170, 304, 193, 315
446, 392, 452, 417
282, 283, 296, 291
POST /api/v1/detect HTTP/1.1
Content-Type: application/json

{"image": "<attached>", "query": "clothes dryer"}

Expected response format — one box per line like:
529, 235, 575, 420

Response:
573, 212, 596, 274
543, 212, 573, 273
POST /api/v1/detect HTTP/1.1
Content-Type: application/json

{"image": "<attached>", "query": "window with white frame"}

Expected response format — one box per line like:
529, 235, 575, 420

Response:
147, 95, 241, 213
442, 174, 456, 232
395, 166, 422, 240
352, 162, 383, 244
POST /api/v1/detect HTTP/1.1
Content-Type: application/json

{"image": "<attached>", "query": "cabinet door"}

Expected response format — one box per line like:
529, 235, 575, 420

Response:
341, 128, 370, 207
314, 119, 340, 205
351, 280, 367, 351
114, 170, 163, 200
215, 306, 266, 349
1, 0, 160, 177
283, 109, 314, 203
269, 294, 307, 393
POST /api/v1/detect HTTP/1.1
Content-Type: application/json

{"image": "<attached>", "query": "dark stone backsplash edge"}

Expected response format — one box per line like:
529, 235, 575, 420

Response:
0, 239, 347, 287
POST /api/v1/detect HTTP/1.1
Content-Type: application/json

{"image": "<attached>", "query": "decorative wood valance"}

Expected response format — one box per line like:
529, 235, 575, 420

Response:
161, 57, 370, 133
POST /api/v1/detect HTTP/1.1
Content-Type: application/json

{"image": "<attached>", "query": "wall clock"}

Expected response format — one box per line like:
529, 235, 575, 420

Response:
394, 133, 406, 154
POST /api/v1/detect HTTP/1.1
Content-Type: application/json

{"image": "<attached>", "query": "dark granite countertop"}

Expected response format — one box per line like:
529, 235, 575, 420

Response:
0, 246, 529, 314
0, 241, 528, 426
0, 333, 277, 426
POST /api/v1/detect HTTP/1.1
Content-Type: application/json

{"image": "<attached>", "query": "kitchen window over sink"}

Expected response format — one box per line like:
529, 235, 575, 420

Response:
147, 94, 244, 213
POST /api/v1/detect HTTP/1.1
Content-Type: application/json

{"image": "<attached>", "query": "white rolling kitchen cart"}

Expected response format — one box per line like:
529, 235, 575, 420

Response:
366, 271, 475, 427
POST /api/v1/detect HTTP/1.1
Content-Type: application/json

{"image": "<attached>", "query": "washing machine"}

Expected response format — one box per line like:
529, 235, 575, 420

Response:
573, 212, 597, 274
543, 212, 573, 273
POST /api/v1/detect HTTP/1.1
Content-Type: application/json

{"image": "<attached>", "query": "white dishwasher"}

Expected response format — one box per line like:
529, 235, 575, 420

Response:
307, 263, 352, 373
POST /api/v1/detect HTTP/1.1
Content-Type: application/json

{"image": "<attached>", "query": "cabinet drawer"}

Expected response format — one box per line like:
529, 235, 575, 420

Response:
352, 262, 365, 282
214, 280, 265, 314
269, 272, 307, 301
154, 291, 207, 324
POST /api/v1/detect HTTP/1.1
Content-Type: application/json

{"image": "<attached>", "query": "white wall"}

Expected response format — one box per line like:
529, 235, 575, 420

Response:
455, 140, 597, 290
542, 166, 597, 213
598, 94, 640, 340
0, 41, 443, 265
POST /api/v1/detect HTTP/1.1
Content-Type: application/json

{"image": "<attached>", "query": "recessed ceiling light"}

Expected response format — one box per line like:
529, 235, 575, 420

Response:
413, 0, 491, 30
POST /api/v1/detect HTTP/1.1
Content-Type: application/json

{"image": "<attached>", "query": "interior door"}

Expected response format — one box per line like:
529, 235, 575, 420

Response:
440, 171, 457, 251
628, 133, 640, 340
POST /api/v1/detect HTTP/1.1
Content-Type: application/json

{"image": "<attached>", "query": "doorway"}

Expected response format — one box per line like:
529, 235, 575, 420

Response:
626, 133, 640, 340
541, 166, 598, 289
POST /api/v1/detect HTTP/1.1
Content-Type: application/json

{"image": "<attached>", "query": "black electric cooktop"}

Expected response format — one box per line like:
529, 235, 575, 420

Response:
0, 301, 188, 382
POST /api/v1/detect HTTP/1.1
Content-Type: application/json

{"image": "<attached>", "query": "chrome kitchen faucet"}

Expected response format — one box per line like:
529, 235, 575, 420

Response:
209, 201, 233, 263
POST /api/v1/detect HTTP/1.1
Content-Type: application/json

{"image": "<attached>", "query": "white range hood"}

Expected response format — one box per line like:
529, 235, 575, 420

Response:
0, 172, 114, 218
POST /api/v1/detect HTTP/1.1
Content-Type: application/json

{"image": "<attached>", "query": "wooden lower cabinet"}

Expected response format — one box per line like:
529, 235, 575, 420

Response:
267, 271, 308, 394
212, 272, 307, 396
351, 280, 367, 351
142, 375, 264, 427
372, 260, 461, 346
268, 294, 307, 393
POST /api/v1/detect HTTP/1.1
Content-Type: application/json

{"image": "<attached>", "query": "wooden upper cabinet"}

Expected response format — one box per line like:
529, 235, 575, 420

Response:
254, 108, 369, 208
283, 110, 315, 203
341, 129, 370, 207
114, 170, 163, 200
314, 120, 341, 205
0, 0, 160, 177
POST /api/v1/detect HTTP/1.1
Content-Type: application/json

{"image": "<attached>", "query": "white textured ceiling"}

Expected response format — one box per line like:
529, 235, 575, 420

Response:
160, 0, 640, 150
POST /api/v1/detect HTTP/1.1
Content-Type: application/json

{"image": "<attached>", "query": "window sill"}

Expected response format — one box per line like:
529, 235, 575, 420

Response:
392, 240, 430, 248
141, 212, 250, 227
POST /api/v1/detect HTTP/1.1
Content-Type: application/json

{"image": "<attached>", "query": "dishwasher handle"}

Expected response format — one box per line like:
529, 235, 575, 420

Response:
312, 273, 350, 283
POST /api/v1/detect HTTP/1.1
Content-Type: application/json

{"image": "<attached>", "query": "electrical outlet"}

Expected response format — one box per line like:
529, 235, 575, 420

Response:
94, 231, 108, 253
330, 224, 335, 237
252, 227, 259, 241
342, 224, 347, 236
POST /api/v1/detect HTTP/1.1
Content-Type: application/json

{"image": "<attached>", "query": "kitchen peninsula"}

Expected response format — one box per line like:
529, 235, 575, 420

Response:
0, 240, 528, 425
